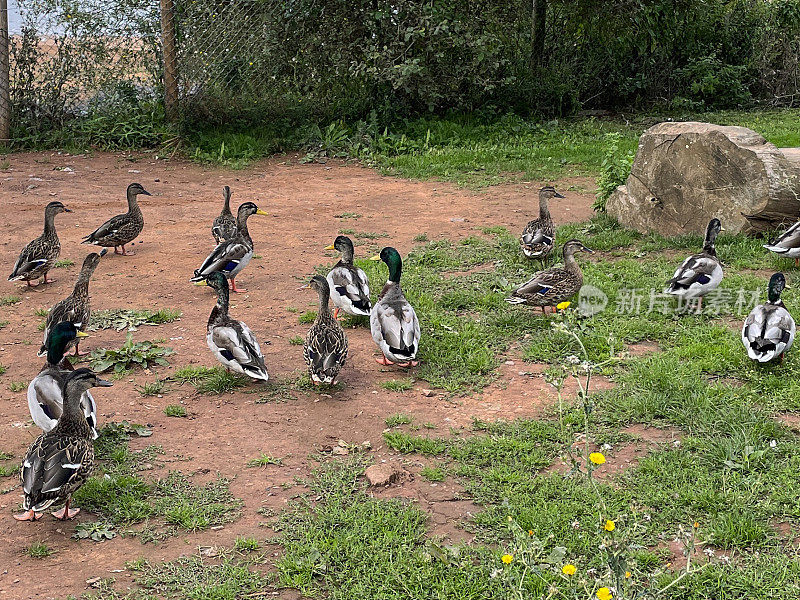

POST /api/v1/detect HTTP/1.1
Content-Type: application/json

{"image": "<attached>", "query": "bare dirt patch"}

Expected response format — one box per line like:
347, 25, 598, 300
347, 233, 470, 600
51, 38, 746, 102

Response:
0, 152, 596, 598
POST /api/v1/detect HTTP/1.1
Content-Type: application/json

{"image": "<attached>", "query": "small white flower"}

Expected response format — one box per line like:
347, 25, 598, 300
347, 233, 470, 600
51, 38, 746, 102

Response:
770, 439, 777, 448
672, 440, 681, 447
601, 443, 612, 451
643, 513, 651, 521
704, 548, 715, 557
566, 354, 580, 364
572, 520, 580, 530
719, 555, 731, 565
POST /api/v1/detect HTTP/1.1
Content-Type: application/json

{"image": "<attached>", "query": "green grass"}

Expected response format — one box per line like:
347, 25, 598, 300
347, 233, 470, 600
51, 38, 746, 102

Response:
0, 364, 6, 375
288, 335, 304, 346
25, 542, 53, 558
0, 320, 8, 329
247, 453, 283, 468
381, 379, 414, 392
73, 422, 241, 539
234, 536, 261, 552
163, 404, 186, 418
0, 295, 21, 306
8, 381, 26, 392
298, 311, 317, 324
420, 465, 446, 482
53, 258, 75, 268
135, 379, 168, 396
0, 464, 17, 477
89, 308, 182, 331
385, 413, 414, 427
89, 333, 174, 375
33, 307, 48, 317
171, 365, 250, 394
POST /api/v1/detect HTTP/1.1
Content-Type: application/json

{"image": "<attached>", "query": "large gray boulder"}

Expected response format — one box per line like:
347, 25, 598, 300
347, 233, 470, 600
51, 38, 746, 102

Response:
607, 122, 800, 235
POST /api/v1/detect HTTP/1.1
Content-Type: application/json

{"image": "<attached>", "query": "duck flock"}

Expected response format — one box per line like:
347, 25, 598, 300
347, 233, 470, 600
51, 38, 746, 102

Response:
4, 182, 798, 522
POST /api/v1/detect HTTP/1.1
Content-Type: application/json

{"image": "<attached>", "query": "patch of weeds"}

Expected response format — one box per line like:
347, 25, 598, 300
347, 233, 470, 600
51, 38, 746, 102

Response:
286, 306, 299, 314
0, 320, 8, 330
334, 212, 362, 220
298, 311, 317, 324
9, 381, 26, 392
385, 413, 413, 427
0, 295, 21, 306
383, 431, 446, 456
352, 231, 389, 239
234, 536, 261, 552
135, 379, 168, 396
153, 472, 242, 531
25, 542, 53, 558
247, 453, 283, 468
90, 308, 182, 331
381, 378, 414, 392
54, 258, 75, 268
420, 465, 446, 482
33, 307, 48, 317
163, 404, 187, 418
74, 521, 117, 542
252, 254, 263, 259
338, 228, 355, 235
414, 233, 429, 242
0, 451, 14, 460
0, 464, 17, 477
0, 364, 6, 375
288, 335, 304, 345
171, 365, 249, 394
422, 422, 437, 429
89, 333, 173, 374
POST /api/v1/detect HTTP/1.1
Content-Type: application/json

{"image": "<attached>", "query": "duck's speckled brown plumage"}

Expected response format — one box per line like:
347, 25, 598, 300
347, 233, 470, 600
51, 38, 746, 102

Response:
82, 183, 150, 249
212, 186, 238, 244
8, 201, 70, 284
303, 276, 348, 384
39, 251, 104, 356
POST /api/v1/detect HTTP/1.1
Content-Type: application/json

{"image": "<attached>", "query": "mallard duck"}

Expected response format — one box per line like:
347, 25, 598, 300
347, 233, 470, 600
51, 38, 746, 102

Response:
742, 272, 795, 363
764, 222, 800, 267
370, 247, 420, 367
29, 322, 99, 439
506, 239, 593, 312
8, 201, 71, 286
191, 202, 267, 293
302, 275, 348, 384
324, 235, 372, 319
520, 186, 564, 262
664, 218, 723, 309
82, 183, 150, 255
15, 368, 111, 521
39, 250, 106, 358
212, 185, 238, 244
195, 272, 269, 381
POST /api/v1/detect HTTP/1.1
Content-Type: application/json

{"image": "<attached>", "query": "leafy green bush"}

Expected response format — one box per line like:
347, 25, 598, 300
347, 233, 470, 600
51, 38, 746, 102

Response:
89, 334, 174, 374
594, 133, 635, 212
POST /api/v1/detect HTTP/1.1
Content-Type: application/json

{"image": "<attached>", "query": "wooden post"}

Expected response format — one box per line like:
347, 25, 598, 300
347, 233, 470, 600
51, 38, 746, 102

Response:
0, 0, 10, 144
160, 0, 178, 122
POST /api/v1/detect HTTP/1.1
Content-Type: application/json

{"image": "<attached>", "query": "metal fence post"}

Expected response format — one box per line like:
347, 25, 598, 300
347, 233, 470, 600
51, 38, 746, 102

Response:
0, 0, 10, 144
160, 0, 178, 122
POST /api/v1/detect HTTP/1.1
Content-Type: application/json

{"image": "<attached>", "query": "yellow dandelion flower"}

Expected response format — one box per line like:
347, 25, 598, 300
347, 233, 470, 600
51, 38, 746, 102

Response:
507, 515, 513, 522
528, 529, 534, 536
562, 564, 577, 575
557, 301, 571, 310
625, 571, 631, 579
597, 588, 613, 600
604, 519, 615, 532
589, 452, 606, 465
501, 554, 513, 564
693, 521, 699, 528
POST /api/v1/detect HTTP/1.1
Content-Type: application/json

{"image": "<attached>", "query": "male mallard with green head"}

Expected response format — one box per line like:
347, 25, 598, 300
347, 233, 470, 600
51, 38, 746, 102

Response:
82, 182, 151, 255
664, 218, 724, 310
520, 186, 564, 263
324, 235, 372, 319
195, 272, 269, 381
8, 201, 71, 286
192, 202, 268, 293
39, 250, 106, 357
15, 368, 112, 521
370, 247, 420, 367
742, 272, 795, 363
302, 275, 348, 384
29, 322, 99, 440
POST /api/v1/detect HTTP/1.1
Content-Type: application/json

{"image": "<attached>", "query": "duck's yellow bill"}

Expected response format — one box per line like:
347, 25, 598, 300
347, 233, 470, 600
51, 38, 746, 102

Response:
76, 331, 90, 338
324, 244, 335, 250
256, 209, 268, 216
194, 280, 208, 286
370, 255, 381, 261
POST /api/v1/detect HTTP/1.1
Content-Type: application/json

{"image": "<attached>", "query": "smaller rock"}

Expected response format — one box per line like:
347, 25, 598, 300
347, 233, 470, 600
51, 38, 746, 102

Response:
365, 463, 403, 486
421, 389, 435, 397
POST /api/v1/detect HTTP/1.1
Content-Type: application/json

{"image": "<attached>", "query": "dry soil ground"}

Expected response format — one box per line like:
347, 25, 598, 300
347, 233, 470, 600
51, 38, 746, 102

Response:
0, 151, 597, 599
